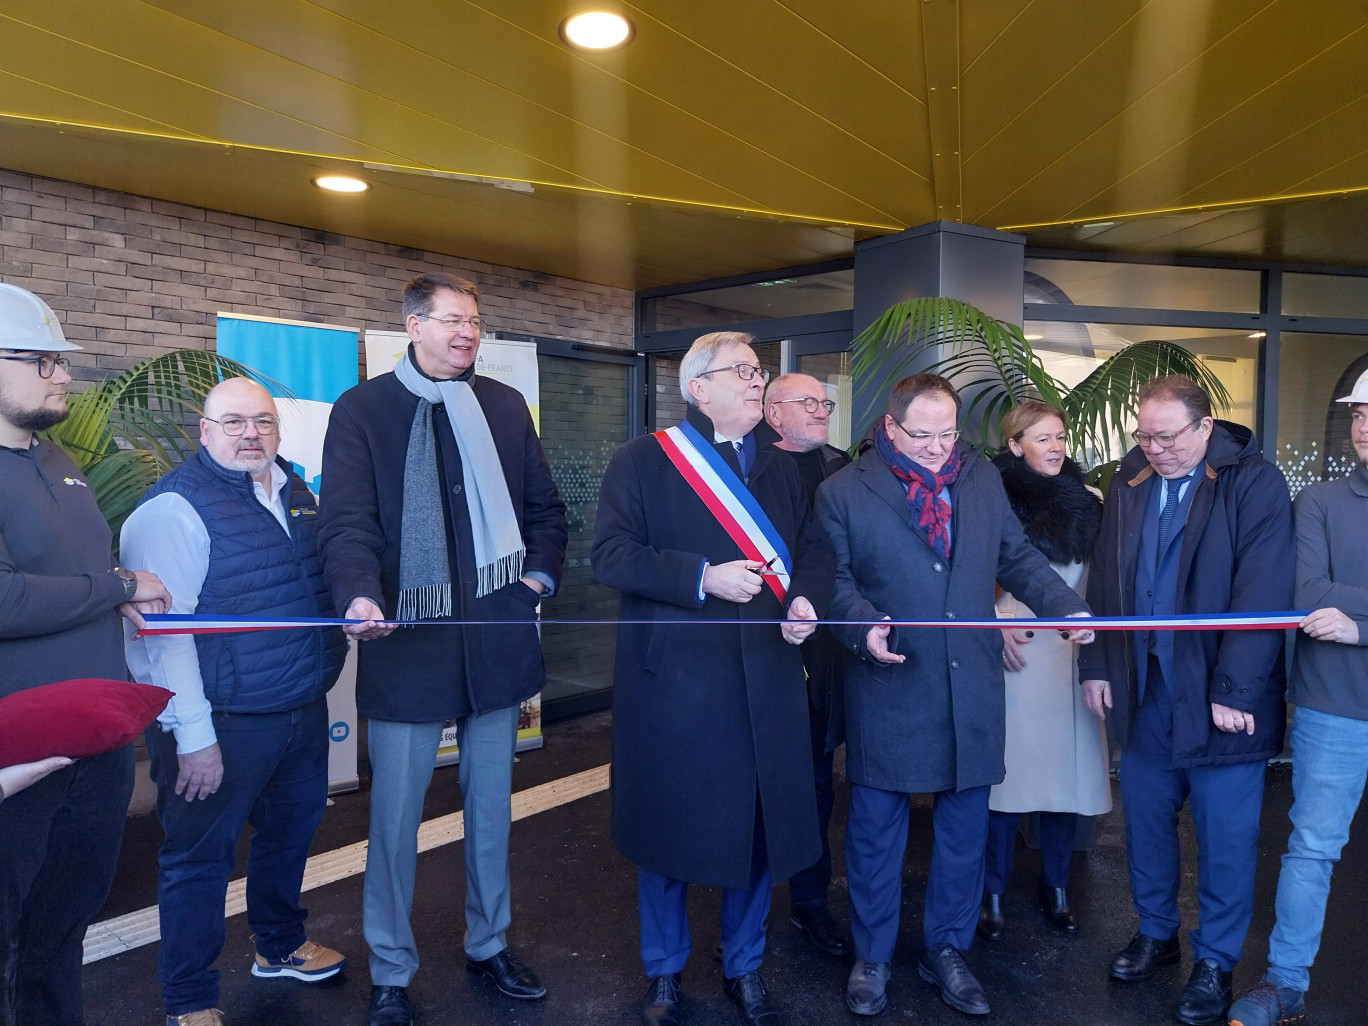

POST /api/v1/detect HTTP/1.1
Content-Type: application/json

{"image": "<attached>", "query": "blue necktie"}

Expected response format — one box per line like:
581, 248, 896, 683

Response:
734, 439, 752, 481
1156, 478, 1183, 566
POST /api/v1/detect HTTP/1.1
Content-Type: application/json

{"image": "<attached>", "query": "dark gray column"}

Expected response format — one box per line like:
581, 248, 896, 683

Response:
852, 221, 1026, 431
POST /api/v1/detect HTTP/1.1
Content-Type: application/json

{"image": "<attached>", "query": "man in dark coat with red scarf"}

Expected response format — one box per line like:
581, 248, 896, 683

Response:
816, 374, 1092, 1020
593, 331, 834, 1026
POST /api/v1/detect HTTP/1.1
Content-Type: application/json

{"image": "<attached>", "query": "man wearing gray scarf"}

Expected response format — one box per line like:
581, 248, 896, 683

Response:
320, 273, 567, 1026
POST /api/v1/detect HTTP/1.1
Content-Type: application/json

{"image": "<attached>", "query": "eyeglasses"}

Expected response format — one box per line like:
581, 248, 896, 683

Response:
420, 314, 483, 332
771, 396, 836, 414
0, 354, 70, 378
890, 419, 959, 448
1132, 420, 1201, 449
696, 363, 770, 383
205, 415, 280, 436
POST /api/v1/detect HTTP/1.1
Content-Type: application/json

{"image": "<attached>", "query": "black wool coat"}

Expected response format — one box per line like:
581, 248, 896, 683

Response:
592, 406, 835, 889
1078, 421, 1294, 766
816, 444, 1090, 794
319, 365, 567, 721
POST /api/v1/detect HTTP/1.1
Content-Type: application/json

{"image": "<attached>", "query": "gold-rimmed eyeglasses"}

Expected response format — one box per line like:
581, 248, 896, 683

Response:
420, 314, 483, 332
1132, 420, 1201, 449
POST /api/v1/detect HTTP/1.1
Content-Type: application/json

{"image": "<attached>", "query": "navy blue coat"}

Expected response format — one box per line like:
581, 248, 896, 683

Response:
592, 407, 834, 889
1078, 421, 1294, 767
816, 444, 1090, 794
319, 365, 567, 722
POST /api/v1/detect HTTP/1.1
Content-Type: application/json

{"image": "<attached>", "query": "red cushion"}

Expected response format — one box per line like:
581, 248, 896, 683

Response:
0, 678, 173, 767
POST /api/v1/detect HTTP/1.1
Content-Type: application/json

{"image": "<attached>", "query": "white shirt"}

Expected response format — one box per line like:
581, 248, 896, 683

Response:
121, 462, 290, 754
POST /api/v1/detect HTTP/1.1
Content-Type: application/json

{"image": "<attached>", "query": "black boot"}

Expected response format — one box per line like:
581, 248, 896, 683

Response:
1037, 880, 1078, 934
976, 893, 1005, 942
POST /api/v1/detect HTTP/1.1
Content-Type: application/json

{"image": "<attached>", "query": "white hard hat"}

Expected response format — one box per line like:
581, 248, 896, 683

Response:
0, 283, 82, 352
1337, 367, 1368, 404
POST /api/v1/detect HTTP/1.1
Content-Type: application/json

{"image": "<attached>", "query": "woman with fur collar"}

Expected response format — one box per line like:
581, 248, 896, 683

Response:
977, 400, 1111, 942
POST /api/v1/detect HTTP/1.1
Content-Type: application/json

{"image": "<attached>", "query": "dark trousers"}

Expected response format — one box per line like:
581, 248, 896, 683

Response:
984, 809, 1077, 893
846, 782, 990, 961
1120, 670, 1265, 970
637, 802, 771, 980
0, 745, 134, 1026
148, 697, 329, 1015
788, 699, 835, 908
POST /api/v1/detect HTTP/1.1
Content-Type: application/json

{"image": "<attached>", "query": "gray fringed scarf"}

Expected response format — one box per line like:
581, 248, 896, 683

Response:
393, 349, 525, 616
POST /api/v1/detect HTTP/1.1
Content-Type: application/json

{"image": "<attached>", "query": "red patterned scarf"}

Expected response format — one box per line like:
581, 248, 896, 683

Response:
875, 427, 963, 559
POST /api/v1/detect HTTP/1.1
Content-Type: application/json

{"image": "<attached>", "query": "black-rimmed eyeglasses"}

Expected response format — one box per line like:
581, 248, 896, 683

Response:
0, 354, 70, 378
696, 363, 770, 383
771, 396, 836, 414
205, 415, 280, 436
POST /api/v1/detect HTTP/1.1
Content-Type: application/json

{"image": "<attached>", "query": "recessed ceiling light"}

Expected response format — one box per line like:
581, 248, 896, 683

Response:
1248, 331, 1267, 338
1080, 221, 1114, 229
560, 11, 634, 51
312, 175, 370, 194
1024, 333, 1044, 340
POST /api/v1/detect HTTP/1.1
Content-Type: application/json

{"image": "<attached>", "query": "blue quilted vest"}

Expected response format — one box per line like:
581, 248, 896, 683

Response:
140, 448, 345, 712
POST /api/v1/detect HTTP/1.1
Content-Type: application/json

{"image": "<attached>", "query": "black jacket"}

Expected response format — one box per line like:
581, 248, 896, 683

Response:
1079, 421, 1294, 766
319, 366, 567, 721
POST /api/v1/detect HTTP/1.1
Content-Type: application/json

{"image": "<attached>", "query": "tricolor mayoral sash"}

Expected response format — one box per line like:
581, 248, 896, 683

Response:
654, 420, 792, 603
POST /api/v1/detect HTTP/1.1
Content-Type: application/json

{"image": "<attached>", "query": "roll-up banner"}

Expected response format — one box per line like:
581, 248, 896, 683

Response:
364, 330, 544, 764
216, 313, 362, 794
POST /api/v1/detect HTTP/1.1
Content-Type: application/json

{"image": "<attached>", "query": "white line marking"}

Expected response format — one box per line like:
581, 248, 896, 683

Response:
83, 763, 611, 964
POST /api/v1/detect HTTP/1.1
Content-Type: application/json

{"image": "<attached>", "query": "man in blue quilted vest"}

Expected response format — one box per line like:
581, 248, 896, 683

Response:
123, 377, 348, 1026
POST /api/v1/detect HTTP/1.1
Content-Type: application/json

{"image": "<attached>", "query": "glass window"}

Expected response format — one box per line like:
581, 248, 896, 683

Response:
1282, 273, 1368, 319
642, 270, 853, 332
796, 350, 853, 451
1275, 333, 1368, 494
1023, 321, 1260, 464
537, 354, 630, 710
1025, 258, 1260, 312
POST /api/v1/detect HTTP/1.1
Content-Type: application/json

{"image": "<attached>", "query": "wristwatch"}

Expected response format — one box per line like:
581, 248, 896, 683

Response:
111, 566, 138, 603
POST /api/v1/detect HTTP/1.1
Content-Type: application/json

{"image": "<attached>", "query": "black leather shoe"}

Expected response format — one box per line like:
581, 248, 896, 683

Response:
641, 973, 682, 1026
465, 948, 547, 1000
790, 902, 853, 958
1038, 881, 1078, 934
1108, 931, 1180, 981
724, 970, 782, 1026
1174, 958, 1233, 1026
977, 893, 1005, 942
368, 985, 414, 1026
918, 944, 990, 1016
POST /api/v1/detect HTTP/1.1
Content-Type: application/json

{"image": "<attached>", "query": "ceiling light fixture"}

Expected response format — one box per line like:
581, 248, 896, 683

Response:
1024, 333, 1044, 340
1080, 221, 1114, 229
312, 174, 369, 194
560, 11, 635, 51
1248, 331, 1267, 338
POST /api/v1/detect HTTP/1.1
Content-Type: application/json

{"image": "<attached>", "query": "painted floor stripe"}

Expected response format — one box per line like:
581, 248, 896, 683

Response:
82, 763, 611, 964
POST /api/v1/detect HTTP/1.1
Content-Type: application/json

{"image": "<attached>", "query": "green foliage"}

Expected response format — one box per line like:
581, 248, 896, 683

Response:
851, 296, 1231, 470
42, 350, 285, 541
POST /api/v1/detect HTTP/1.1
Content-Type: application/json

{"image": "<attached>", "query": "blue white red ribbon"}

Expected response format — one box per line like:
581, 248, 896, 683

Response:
137, 611, 1310, 636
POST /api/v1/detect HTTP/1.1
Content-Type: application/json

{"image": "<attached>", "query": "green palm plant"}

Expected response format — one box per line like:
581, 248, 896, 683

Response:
851, 297, 1231, 477
43, 350, 284, 542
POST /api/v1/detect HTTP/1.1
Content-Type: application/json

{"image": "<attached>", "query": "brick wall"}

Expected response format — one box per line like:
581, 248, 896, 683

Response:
0, 169, 634, 386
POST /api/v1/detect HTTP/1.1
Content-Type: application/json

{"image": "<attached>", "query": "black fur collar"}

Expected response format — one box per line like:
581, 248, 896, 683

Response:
992, 451, 1102, 565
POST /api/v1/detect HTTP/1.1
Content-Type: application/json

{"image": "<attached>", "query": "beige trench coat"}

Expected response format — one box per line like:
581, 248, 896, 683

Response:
989, 556, 1112, 816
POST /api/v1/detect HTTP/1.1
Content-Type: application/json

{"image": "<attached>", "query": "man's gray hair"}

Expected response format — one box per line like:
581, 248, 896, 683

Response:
679, 331, 756, 406
681, 333, 760, 404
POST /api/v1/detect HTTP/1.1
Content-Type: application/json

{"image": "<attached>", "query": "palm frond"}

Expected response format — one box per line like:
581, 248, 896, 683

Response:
852, 297, 1064, 443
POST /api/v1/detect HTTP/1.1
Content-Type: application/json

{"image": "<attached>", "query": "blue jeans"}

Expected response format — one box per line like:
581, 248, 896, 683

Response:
0, 745, 134, 1026
148, 697, 329, 1016
1264, 706, 1368, 994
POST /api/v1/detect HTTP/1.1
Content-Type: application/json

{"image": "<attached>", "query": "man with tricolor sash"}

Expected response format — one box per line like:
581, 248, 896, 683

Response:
593, 331, 834, 1026
1080, 375, 1294, 1026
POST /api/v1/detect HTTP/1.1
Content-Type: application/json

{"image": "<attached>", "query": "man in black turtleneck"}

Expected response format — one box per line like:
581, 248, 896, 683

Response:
763, 373, 852, 960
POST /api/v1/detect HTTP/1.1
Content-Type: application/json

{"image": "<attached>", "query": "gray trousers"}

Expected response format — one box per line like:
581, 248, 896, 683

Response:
363, 705, 520, 985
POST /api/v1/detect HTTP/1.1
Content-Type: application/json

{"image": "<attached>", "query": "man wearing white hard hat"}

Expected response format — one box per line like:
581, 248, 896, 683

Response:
0, 282, 171, 1026
1227, 365, 1368, 1026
